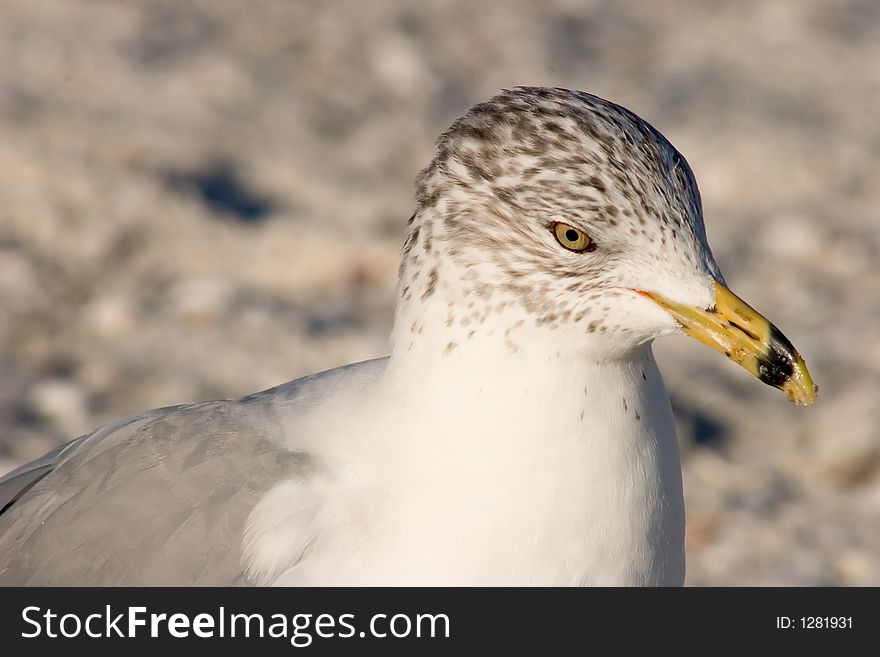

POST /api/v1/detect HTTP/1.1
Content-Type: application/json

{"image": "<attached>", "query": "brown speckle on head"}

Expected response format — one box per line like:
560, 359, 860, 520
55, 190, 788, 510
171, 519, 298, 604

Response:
504, 319, 524, 337
402, 226, 420, 256
421, 267, 439, 301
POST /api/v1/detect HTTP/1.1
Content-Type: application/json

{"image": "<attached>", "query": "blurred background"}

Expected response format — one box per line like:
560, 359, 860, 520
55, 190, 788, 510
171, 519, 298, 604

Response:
0, 0, 878, 585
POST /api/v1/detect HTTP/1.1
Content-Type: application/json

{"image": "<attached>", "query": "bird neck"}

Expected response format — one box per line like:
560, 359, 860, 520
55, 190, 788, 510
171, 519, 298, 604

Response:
386, 238, 674, 435
377, 340, 686, 586
386, 325, 668, 425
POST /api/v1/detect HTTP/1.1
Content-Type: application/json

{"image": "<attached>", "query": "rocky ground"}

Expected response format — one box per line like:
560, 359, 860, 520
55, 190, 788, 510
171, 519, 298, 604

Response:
1, 0, 878, 585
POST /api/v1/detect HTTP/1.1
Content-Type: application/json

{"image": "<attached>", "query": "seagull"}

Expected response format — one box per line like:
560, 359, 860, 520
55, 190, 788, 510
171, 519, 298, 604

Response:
0, 87, 816, 586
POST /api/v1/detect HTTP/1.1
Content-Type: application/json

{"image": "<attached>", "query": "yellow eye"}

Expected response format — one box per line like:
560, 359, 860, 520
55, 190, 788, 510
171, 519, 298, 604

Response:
552, 222, 594, 253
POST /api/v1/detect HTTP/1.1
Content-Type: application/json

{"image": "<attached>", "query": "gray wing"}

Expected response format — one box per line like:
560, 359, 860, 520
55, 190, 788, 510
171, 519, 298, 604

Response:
0, 358, 388, 586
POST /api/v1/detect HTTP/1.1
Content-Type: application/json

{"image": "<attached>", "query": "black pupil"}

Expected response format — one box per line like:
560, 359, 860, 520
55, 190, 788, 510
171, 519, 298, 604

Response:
564, 229, 580, 242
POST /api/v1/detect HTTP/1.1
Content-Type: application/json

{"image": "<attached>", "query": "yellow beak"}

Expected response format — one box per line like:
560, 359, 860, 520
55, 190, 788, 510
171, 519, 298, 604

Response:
639, 281, 817, 405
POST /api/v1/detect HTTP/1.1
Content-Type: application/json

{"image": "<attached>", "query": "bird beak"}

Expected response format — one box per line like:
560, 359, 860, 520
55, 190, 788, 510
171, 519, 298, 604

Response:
637, 281, 817, 405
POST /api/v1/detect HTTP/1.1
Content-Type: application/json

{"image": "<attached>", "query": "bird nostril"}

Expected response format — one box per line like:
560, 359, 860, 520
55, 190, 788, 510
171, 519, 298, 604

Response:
727, 320, 759, 342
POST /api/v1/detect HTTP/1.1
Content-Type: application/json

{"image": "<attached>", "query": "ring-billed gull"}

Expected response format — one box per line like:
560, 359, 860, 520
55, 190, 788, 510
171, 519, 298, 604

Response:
0, 87, 816, 586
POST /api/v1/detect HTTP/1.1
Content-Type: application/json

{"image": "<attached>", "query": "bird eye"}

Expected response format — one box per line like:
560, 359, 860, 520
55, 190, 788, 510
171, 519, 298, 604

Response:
552, 222, 594, 253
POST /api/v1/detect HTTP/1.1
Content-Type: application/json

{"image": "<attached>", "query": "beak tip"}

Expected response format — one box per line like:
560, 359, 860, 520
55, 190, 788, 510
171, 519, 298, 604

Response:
783, 362, 818, 406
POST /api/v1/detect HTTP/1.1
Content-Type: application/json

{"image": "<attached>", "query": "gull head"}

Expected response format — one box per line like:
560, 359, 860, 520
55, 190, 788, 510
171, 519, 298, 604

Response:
393, 87, 816, 404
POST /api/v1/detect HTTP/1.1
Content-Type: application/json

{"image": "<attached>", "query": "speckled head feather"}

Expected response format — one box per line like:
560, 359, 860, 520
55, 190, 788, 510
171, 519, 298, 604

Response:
392, 87, 724, 359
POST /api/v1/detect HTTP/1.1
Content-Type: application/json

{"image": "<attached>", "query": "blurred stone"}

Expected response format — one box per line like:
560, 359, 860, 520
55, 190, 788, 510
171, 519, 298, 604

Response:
759, 215, 824, 262
167, 277, 234, 325
684, 512, 720, 553
23, 379, 90, 436
835, 549, 876, 585
80, 294, 137, 339
807, 386, 880, 489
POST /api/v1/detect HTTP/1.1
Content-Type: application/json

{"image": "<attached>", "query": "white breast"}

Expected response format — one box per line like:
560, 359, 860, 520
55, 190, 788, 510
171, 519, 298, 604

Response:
259, 343, 685, 586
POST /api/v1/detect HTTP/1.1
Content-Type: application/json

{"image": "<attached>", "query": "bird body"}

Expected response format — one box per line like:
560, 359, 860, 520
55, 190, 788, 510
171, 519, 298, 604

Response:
0, 347, 683, 586
0, 87, 815, 586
